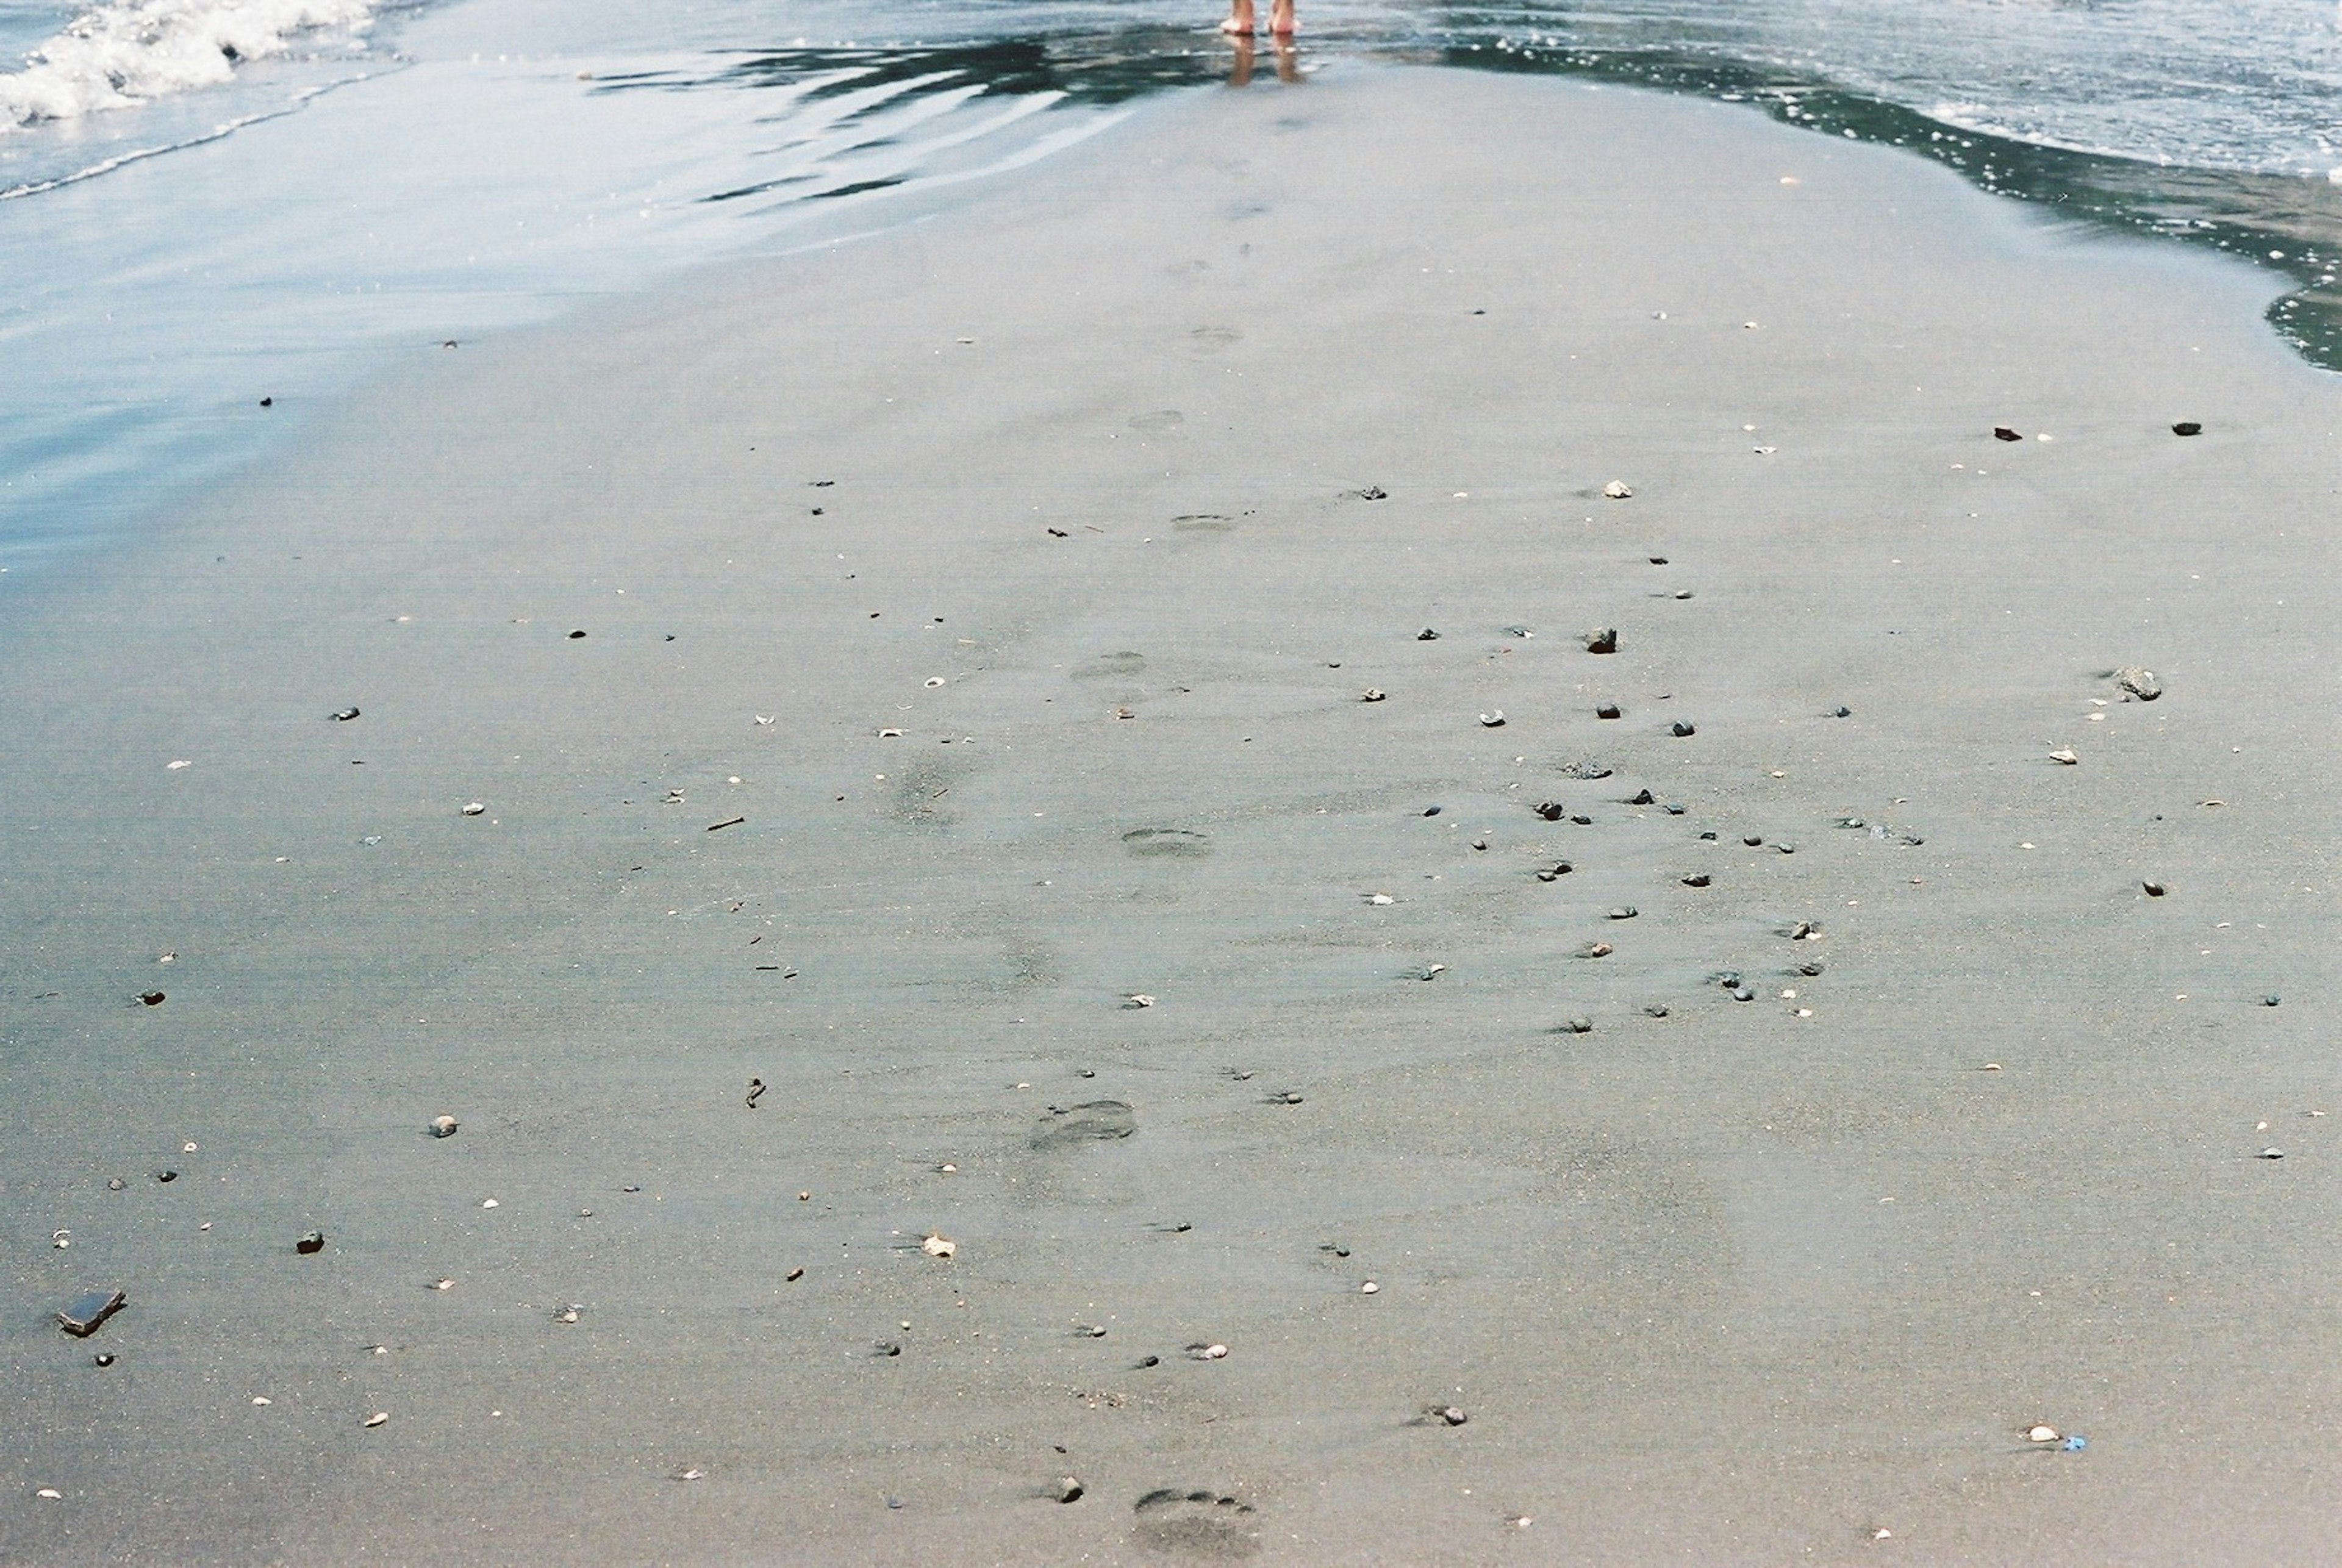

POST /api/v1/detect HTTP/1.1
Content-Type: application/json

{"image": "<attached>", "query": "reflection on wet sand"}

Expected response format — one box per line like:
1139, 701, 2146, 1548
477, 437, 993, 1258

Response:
1228, 37, 1302, 87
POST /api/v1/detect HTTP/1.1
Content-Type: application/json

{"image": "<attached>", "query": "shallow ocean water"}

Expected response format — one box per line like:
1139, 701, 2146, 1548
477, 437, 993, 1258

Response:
1, 0, 2336, 576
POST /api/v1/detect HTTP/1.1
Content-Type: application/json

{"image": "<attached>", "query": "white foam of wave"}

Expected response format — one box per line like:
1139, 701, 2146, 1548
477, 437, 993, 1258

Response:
0, 0, 376, 127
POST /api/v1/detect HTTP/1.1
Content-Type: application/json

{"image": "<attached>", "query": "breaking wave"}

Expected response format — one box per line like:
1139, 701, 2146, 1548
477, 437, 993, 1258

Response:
0, 0, 378, 127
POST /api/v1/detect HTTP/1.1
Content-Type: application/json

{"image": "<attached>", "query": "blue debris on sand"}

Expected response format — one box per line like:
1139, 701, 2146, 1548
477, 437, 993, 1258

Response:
2061, 1435, 2088, 1452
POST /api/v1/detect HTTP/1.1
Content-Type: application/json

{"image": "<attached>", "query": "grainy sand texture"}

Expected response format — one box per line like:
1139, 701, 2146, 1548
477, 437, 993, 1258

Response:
4, 64, 2339, 1566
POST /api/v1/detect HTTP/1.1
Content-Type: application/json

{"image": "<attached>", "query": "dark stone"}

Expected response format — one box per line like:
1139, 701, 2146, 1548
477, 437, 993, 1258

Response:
1699, 831, 1719, 841
156, 1171, 177, 1183
1533, 802, 1565, 821
1535, 862, 1572, 881
1664, 804, 1686, 815
139, 992, 165, 1006
1681, 873, 1710, 887
296, 1231, 325, 1255
329, 707, 360, 721
1597, 703, 1621, 720
1563, 1017, 1593, 1034
1994, 426, 2023, 442
1649, 556, 1669, 565
1432, 1406, 1468, 1426
1608, 906, 1638, 920
568, 630, 586, 639
93, 1353, 116, 1367
1570, 814, 1592, 826
1358, 486, 1388, 501
2265, 995, 2281, 1007
1417, 628, 1440, 640
1585, 628, 1618, 654
2143, 881, 2166, 897
1743, 836, 1764, 847
1832, 706, 1852, 718
57, 1289, 126, 1337
2172, 421, 2202, 436
1644, 1004, 1669, 1018
1799, 962, 1824, 976
1671, 722, 1696, 737
1627, 789, 1654, 806
1422, 806, 1441, 817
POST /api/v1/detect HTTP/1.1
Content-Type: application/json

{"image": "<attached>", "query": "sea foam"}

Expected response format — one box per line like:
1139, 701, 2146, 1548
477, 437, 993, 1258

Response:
0, 0, 375, 126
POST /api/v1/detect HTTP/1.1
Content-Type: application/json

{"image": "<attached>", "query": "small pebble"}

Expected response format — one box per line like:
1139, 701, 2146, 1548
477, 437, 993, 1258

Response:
1563, 1017, 1593, 1034
295, 1231, 324, 1255
1671, 721, 1696, 737
1602, 481, 1633, 499
1596, 703, 1620, 719
1608, 906, 1637, 920
2142, 881, 2165, 897
1832, 706, 1852, 718
1732, 987, 1755, 1002
1644, 1004, 1669, 1018
1478, 711, 1505, 728
1581, 942, 1613, 959
1993, 426, 2023, 442
1055, 1477, 1084, 1504
1360, 1281, 1379, 1295
1417, 628, 1440, 641
462, 801, 486, 815
787, 1267, 805, 1282
1361, 689, 1387, 702
1681, 873, 1710, 887
922, 1233, 958, 1259
363, 1412, 389, 1428
1585, 628, 1618, 654
1192, 1342, 1230, 1361
2264, 995, 2280, 1007
2258, 1148, 2285, 1160
1431, 1405, 1468, 1426
2172, 421, 2202, 436
2049, 748, 2079, 765
1743, 835, 1763, 847
428, 1115, 459, 1138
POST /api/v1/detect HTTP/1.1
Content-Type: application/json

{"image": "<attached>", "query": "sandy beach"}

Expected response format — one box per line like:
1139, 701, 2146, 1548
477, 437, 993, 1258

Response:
4, 62, 2339, 1564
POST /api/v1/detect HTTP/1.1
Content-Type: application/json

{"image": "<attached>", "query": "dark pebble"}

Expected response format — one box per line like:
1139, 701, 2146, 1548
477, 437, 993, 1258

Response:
2143, 881, 2166, 897
1433, 1406, 1468, 1427
1608, 906, 1638, 920
93, 1353, 116, 1367
1585, 628, 1619, 654
1649, 556, 1669, 565
329, 706, 360, 721
1994, 426, 2023, 442
1644, 1004, 1669, 1018
1664, 804, 1686, 815
1139, 1355, 1161, 1368
1359, 485, 1388, 501
260, 396, 274, 407
295, 1231, 325, 1255
1627, 789, 1654, 806
1699, 831, 1719, 841
139, 991, 165, 1006
1535, 862, 1572, 881
568, 629, 586, 640
1534, 801, 1565, 821
875, 1341, 902, 1357
1417, 628, 1440, 641
1681, 873, 1710, 887
1743, 835, 1763, 847
2172, 421, 2202, 436
1597, 703, 1621, 720
1832, 706, 1852, 718
1422, 806, 1442, 817
1055, 1478, 1086, 1504
1731, 987, 1755, 1002
157, 1171, 177, 1183
1799, 962, 1824, 976
56, 1288, 126, 1337
786, 1267, 805, 1281
1673, 590, 1694, 600
1713, 970, 1742, 986
1776, 843, 1795, 854
1570, 814, 1592, 826
1671, 722, 1696, 737
2264, 995, 2280, 1007
107, 1178, 124, 1191
1563, 1017, 1593, 1034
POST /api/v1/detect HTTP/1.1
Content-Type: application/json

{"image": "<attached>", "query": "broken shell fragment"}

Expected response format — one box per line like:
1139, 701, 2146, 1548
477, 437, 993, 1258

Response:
1602, 481, 1633, 499
922, 1233, 957, 1259
2113, 667, 2161, 701
429, 1115, 459, 1138
461, 801, 485, 815
1478, 711, 1506, 728
2049, 748, 2079, 765
1361, 689, 1387, 702
363, 1412, 389, 1428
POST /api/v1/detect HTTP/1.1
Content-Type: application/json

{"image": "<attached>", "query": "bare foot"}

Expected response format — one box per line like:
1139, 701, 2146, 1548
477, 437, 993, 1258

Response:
1267, 0, 1296, 35
1220, 6, 1255, 35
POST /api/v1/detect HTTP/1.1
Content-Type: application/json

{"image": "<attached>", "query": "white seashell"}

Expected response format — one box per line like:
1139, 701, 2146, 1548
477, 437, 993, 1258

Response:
1360, 1281, 1379, 1295
1201, 1343, 1228, 1359
925, 677, 945, 688
1125, 993, 1155, 1008
2025, 1425, 2059, 1443
1602, 481, 1633, 499
2048, 748, 2078, 765
481, 1198, 500, 1209
877, 728, 904, 738
922, 1233, 956, 1259
167, 760, 192, 770
1365, 893, 1393, 905
252, 1397, 271, 1406
36, 1489, 62, 1500
462, 801, 485, 815
51, 1230, 68, 1249
363, 1412, 389, 1428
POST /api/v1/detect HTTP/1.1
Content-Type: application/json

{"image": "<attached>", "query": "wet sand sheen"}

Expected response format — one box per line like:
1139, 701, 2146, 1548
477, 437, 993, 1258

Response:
1, 63, 2337, 1565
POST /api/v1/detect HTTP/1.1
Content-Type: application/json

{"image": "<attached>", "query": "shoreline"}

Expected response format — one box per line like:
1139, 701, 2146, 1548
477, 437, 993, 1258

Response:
3, 63, 2337, 1564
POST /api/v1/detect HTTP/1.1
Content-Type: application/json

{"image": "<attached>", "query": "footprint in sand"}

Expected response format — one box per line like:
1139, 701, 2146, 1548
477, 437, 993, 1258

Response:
1133, 1489, 1259, 1559
1130, 410, 1185, 433
1123, 827, 1210, 858
1172, 514, 1236, 533
1189, 325, 1243, 351
1030, 1100, 1137, 1151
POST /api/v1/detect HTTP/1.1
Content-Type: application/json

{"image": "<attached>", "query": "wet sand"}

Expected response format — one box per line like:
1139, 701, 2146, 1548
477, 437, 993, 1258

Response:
3, 64, 2339, 1565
